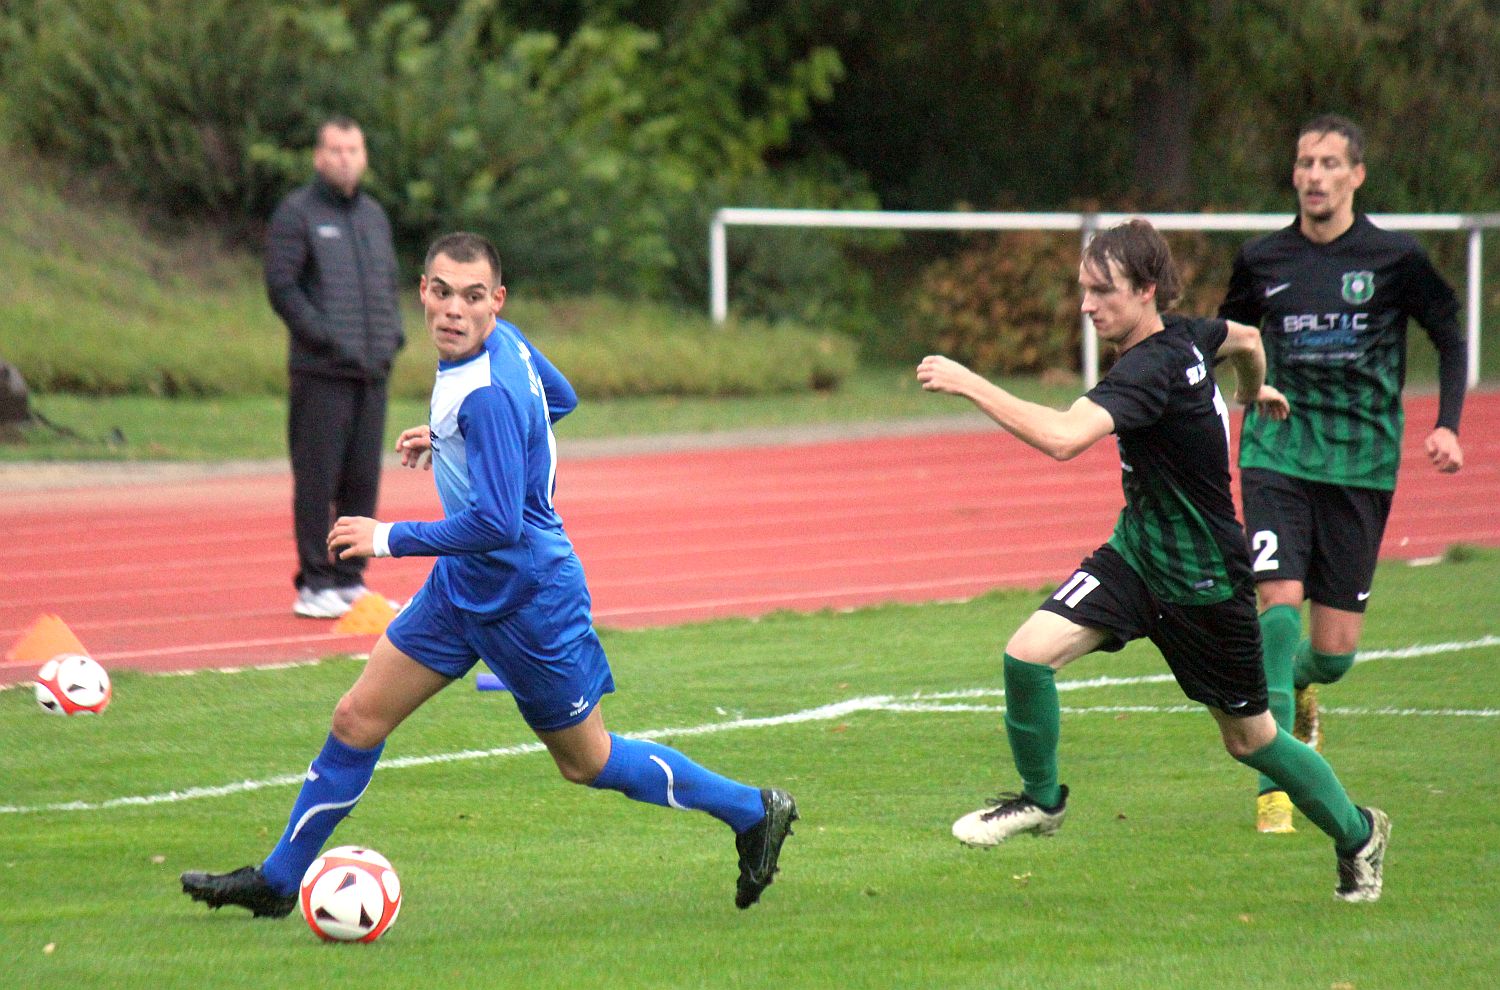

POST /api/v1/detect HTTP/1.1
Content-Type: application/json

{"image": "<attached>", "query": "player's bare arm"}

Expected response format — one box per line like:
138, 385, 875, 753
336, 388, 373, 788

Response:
1425, 426, 1463, 473
1217, 320, 1289, 421
395, 425, 433, 470
917, 354, 1115, 460
328, 516, 379, 559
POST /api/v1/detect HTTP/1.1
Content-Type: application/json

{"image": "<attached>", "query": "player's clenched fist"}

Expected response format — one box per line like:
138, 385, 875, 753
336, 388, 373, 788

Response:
328, 516, 379, 560
916, 355, 979, 397
1425, 427, 1463, 474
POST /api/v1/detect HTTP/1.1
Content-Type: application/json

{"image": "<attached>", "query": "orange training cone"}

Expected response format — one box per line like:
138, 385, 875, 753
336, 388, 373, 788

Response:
5, 613, 89, 663
333, 594, 399, 635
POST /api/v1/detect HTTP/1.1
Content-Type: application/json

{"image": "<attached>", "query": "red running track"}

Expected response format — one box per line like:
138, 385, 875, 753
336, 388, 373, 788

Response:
2, 393, 1497, 686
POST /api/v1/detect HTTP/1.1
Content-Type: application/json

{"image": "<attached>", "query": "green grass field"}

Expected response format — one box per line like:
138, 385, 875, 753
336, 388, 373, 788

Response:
3, 551, 1498, 989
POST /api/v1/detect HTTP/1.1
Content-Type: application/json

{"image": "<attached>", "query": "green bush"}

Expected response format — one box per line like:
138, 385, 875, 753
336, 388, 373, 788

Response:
0, 0, 857, 306
0, 0, 316, 222
907, 227, 1236, 376
910, 232, 1082, 375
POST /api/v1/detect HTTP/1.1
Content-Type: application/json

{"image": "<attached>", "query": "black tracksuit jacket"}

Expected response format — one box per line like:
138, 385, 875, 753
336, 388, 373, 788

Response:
265, 177, 404, 380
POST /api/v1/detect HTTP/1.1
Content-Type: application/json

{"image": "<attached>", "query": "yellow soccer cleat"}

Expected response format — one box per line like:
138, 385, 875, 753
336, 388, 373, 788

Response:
1256, 790, 1296, 834
1294, 684, 1322, 751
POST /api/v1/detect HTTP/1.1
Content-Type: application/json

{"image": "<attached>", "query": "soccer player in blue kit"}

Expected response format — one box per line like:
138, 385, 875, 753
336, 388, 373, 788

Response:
917, 220, 1389, 902
182, 232, 797, 917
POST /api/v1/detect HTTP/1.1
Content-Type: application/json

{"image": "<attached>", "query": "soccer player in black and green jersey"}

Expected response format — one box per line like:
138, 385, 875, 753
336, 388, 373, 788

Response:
1218, 114, 1467, 835
918, 219, 1389, 902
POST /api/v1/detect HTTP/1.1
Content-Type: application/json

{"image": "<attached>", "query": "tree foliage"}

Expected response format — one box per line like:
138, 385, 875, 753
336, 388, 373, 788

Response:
709, 0, 1500, 214
0, 0, 859, 307
1, 0, 1496, 345
1193, 0, 1500, 213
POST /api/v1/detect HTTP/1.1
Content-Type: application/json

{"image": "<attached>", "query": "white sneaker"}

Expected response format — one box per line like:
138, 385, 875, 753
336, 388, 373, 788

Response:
952, 786, 1069, 847
334, 585, 403, 610
1335, 807, 1390, 903
333, 585, 371, 607
293, 587, 353, 619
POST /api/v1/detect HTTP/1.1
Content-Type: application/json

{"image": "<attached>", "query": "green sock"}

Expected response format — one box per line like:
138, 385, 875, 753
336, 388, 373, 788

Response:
1003, 653, 1062, 808
1256, 605, 1300, 795
1238, 729, 1372, 854
1294, 643, 1357, 689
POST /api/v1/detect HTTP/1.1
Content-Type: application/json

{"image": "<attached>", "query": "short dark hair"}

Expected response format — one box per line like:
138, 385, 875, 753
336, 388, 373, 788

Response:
1081, 219, 1182, 310
316, 116, 362, 147
1298, 113, 1364, 165
424, 231, 503, 284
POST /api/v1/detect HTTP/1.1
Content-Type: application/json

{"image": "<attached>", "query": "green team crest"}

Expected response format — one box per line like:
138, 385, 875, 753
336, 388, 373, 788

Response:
1342, 270, 1375, 304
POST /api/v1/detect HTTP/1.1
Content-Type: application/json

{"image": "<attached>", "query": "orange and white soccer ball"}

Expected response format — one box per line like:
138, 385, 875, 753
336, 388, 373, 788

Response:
33, 654, 112, 715
299, 846, 402, 942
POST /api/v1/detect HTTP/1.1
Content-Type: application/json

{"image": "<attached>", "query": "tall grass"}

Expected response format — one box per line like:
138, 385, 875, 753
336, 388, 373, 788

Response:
0, 144, 853, 404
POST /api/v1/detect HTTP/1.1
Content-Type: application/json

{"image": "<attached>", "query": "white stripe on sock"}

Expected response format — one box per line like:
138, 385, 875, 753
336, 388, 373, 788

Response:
648, 754, 689, 810
288, 780, 371, 843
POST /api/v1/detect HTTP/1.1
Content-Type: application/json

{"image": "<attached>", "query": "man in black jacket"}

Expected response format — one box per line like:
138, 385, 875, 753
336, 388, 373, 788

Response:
266, 117, 404, 618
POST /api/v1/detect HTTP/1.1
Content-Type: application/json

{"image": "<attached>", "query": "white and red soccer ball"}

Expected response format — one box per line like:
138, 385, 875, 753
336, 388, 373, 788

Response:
299, 846, 402, 942
33, 654, 112, 715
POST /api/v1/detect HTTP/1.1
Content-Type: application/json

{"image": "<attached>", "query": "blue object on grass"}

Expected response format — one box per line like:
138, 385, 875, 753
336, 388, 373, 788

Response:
476, 671, 509, 692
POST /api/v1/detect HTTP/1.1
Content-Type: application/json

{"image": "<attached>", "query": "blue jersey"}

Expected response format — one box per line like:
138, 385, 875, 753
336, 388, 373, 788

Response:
386, 320, 583, 620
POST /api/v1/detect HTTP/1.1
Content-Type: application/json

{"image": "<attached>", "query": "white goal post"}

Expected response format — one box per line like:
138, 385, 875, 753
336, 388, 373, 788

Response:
709, 208, 1500, 388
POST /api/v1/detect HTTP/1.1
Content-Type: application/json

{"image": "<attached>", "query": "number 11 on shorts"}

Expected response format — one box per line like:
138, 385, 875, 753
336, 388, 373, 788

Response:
1053, 571, 1101, 608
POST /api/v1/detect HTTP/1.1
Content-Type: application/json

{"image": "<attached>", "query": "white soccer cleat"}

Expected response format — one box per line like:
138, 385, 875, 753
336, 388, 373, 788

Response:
333, 584, 371, 607
334, 585, 402, 610
1335, 807, 1390, 903
293, 587, 353, 619
952, 786, 1068, 847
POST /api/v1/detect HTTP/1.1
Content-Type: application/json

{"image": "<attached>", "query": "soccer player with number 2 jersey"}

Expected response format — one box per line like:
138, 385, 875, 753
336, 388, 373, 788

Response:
919, 219, 1389, 902
1218, 115, 1467, 835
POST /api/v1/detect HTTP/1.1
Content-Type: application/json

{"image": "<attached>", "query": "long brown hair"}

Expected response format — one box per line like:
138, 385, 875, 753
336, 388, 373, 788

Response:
1082, 219, 1182, 310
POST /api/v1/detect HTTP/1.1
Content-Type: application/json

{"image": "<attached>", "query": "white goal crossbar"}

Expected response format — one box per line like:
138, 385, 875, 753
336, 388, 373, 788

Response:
709, 208, 1500, 388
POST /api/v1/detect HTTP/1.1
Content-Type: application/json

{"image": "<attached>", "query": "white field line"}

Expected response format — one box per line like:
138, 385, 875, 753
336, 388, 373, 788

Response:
3, 635, 1496, 816
882, 702, 1500, 717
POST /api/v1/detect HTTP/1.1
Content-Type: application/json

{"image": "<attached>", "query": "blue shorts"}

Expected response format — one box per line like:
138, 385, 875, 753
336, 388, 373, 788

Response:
386, 576, 615, 732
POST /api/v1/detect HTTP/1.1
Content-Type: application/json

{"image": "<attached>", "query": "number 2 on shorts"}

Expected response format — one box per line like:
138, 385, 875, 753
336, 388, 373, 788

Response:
1251, 530, 1279, 572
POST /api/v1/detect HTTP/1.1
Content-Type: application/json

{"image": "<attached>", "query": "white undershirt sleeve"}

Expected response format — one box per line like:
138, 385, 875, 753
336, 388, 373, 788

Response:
372, 522, 394, 559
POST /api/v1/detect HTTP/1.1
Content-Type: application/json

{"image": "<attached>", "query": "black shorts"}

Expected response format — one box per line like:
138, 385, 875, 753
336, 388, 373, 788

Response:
1240, 468, 1394, 613
1037, 545, 1268, 716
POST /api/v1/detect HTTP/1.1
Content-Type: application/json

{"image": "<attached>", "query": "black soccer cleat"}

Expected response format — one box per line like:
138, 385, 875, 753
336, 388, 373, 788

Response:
180, 865, 297, 918
734, 788, 798, 909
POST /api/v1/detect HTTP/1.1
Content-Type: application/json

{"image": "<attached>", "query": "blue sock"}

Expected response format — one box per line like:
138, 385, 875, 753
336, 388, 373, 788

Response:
589, 733, 765, 833
260, 733, 384, 895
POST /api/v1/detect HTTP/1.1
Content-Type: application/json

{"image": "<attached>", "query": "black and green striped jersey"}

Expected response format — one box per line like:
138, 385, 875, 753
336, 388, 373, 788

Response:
1086, 316, 1251, 606
1218, 214, 1460, 491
